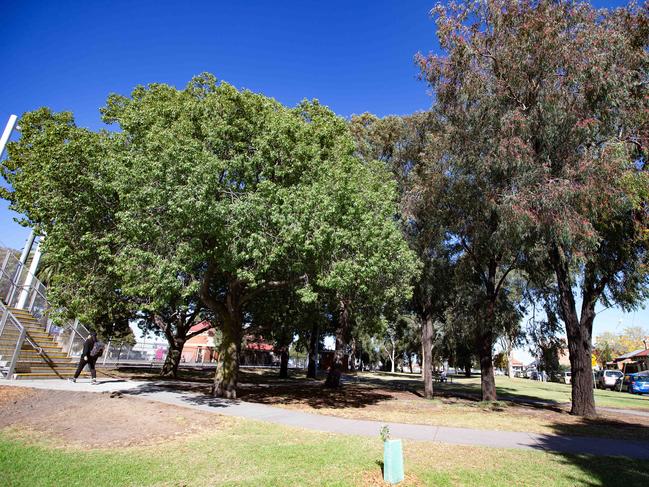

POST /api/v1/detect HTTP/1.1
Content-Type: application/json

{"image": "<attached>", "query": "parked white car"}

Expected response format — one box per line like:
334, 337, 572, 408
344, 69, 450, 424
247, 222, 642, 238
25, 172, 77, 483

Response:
596, 369, 623, 390
562, 371, 572, 384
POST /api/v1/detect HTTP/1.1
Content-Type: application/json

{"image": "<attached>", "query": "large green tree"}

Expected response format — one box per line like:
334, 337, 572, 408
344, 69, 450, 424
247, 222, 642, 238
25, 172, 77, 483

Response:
418, 0, 649, 415
415, 56, 531, 401
2, 109, 216, 376
102, 74, 417, 397
350, 112, 452, 398
315, 160, 419, 387
1, 109, 133, 339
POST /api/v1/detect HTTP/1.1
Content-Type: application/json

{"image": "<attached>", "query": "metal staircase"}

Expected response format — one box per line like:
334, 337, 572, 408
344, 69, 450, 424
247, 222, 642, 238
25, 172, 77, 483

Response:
0, 244, 92, 380
0, 306, 90, 379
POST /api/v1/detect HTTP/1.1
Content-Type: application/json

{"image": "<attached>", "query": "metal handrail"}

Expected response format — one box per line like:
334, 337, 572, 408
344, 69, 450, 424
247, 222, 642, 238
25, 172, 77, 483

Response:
0, 243, 93, 363
0, 301, 44, 353
67, 321, 89, 341
0, 245, 47, 306
0, 302, 45, 378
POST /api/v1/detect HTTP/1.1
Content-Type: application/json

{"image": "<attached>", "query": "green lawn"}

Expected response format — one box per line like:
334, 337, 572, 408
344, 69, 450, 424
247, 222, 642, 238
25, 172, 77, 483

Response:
2, 419, 648, 487
359, 372, 649, 411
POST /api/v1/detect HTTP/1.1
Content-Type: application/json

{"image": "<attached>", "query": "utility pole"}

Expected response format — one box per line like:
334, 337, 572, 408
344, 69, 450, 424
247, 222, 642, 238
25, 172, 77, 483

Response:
16, 238, 42, 309
1, 115, 45, 309
0, 114, 18, 158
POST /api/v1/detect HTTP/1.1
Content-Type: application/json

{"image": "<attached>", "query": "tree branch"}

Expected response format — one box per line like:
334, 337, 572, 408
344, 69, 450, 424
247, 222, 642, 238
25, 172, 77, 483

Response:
240, 274, 309, 305
494, 257, 518, 297
186, 322, 214, 341
153, 313, 175, 345
460, 238, 488, 285
199, 262, 228, 318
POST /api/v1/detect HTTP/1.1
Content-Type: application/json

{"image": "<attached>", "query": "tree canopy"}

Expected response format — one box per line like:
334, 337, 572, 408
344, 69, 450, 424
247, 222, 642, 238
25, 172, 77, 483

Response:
3, 73, 418, 398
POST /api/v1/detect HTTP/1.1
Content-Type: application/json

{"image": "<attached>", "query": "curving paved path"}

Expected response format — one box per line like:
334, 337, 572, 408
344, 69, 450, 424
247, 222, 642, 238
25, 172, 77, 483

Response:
3, 378, 649, 459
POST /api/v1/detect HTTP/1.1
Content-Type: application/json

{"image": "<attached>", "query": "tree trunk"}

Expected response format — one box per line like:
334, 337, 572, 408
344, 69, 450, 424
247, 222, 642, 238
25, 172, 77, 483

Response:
307, 322, 318, 379
358, 341, 363, 371
464, 362, 471, 378
348, 338, 356, 372
422, 314, 434, 399
507, 348, 514, 378
479, 261, 498, 402
408, 354, 414, 374
478, 330, 497, 401
325, 300, 349, 388
279, 348, 289, 379
161, 337, 185, 378
566, 307, 597, 416
549, 244, 597, 417
213, 312, 241, 399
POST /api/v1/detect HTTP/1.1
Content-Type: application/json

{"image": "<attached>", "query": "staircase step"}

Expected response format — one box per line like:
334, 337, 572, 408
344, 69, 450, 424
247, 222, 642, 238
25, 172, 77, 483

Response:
17, 362, 77, 369
0, 348, 68, 355
0, 338, 57, 348
13, 372, 91, 380
0, 342, 62, 351
3, 322, 47, 329
6, 362, 74, 370
1, 328, 36, 335
17, 359, 76, 366
1, 333, 57, 343
7, 316, 40, 324
8, 317, 40, 324
2, 353, 70, 361
21, 366, 80, 373
1, 307, 82, 378
0, 349, 65, 359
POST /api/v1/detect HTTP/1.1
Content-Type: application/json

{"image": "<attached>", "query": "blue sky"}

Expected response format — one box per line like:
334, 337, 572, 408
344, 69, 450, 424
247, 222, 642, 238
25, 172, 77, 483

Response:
0, 0, 644, 354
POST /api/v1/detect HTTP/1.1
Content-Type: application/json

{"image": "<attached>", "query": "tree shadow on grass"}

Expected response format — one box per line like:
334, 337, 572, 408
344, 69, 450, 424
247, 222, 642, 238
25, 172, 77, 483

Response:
115, 368, 395, 411
237, 381, 393, 410
103, 365, 215, 383
350, 373, 482, 397
550, 453, 649, 487
542, 412, 649, 452
529, 411, 649, 486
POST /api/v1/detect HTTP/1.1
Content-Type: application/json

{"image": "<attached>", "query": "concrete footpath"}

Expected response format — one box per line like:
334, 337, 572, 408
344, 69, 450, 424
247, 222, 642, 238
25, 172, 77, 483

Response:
3, 378, 649, 459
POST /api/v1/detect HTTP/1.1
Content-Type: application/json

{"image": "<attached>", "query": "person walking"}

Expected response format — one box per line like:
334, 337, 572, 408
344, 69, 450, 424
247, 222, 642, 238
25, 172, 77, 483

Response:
69, 332, 102, 384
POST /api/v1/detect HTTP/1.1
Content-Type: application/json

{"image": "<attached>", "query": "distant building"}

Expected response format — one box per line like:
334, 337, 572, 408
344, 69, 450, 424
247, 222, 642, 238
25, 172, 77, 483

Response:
613, 349, 649, 373
181, 322, 216, 363
180, 324, 276, 365
557, 345, 571, 367
510, 358, 524, 375
240, 338, 276, 366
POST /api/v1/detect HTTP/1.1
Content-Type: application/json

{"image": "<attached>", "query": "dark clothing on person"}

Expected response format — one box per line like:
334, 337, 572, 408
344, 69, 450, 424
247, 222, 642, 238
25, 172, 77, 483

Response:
74, 337, 97, 379
81, 337, 94, 357
74, 355, 97, 379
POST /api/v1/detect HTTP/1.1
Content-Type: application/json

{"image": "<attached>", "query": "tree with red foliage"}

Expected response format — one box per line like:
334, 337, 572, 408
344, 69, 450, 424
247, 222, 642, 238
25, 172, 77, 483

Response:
417, 0, 648, 416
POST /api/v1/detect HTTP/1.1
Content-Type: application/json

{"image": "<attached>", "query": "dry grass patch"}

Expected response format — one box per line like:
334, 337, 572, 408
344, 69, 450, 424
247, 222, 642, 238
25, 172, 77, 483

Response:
96, 367, 649, 441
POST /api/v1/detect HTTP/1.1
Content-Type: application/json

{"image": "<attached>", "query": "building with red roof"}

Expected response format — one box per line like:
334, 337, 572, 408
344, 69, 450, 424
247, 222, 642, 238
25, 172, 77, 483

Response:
180, 324, 277, 365
181, 321, 217, 363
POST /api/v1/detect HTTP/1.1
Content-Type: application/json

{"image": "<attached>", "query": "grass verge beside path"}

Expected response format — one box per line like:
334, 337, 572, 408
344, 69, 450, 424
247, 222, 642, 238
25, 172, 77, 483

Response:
2, 419, 649, 487
359, 372, 649, 411
100, 367, 649, 442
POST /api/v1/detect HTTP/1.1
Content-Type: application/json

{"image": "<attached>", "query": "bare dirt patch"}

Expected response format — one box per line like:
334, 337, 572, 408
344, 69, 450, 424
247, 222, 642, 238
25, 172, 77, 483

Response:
0, 386, 34, 406
360, 469, 424, 486
0, 386, 229, 448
